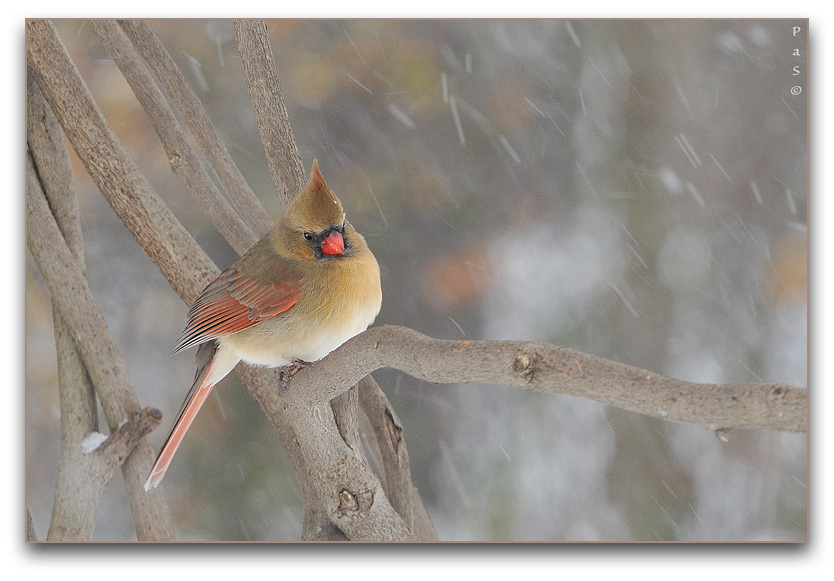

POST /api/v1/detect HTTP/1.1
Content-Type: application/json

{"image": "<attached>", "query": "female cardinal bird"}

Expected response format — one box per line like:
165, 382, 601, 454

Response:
144, 160, 382, 491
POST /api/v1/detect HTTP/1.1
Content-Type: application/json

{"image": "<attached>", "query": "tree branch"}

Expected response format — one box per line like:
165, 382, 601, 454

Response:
90, 19, 259, 256
27, 74, 102, 541
117, 19, 273, 238
26, 150, 175, 541
288, 325, 808, 434
358, 375, 437, 540
282, 399, 415, 540
233, 19, 305, 209
236, 364, 414, 540
28, 19, 804, 544
232, 365, 336, 540
46, 408, 163, 541
26, 19, 217, 306
230, 19, 426, 540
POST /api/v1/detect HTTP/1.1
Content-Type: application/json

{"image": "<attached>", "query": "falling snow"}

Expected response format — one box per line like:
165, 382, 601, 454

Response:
28, 18, 807, 543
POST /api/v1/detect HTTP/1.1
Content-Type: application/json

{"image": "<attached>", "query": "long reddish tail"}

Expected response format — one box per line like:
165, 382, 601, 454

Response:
144, 342, 239, 491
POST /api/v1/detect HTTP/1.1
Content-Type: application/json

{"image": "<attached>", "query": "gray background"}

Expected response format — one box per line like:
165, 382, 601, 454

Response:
26, 19, 807, 541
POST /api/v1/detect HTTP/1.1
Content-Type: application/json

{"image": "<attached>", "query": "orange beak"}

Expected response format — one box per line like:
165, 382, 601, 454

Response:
320, 230, 345, 255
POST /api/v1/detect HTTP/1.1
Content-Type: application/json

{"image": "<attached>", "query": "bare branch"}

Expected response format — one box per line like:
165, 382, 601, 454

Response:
26, 146, 175, 541
26, 155, 134, 443
289, 325, 808, 434
232, 365, 332, 539
283, 399, 415, 540
47, 409, 163, 541
28, 75, 102, 540
90, 19, 259, 255
357, 376, 438, 540
26, 19, 218, 306
233, 19, 305, 209
229, 19, 425, 540
237, 365, 413, 540
331, 386, 362, 453
96, 408, 165, 469
26, 76, 83, 265
27, 509, 37, 542
358, 377, 413, 529
117, 19, 273, 237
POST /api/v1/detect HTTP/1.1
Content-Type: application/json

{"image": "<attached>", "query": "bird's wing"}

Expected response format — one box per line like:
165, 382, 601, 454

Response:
172, 262, 301, 353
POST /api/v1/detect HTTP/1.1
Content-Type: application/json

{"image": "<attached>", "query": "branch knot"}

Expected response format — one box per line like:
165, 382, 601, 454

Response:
337, 487, 374, 516
512, 348, 542, 381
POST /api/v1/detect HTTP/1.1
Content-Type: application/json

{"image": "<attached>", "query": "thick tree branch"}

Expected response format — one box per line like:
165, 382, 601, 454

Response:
283, 399, 415, 540
27, 509, 37, 541
358, 375, 436, 540
238, 365, 413, 540
232, 365, 334, 540
26, 19, 217, 306
25, 150, 132, 428
230, 19, 425, 540
288, 325, 808, 434
26, 151, 175, 541
27, 74, 102, 540
46, 409, 163, 541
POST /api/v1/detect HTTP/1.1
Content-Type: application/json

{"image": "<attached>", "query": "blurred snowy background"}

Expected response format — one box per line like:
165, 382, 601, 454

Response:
26, 19, 807, 541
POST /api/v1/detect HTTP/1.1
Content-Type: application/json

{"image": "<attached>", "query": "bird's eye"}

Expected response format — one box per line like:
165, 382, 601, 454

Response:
303, 232, 314, 241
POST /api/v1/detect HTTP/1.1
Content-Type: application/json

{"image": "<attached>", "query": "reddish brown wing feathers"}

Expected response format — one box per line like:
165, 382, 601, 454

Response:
173, 265, 301, 353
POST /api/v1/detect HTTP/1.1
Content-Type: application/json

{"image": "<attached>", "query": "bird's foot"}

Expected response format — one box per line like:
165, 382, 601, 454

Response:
279, 360, 306, 390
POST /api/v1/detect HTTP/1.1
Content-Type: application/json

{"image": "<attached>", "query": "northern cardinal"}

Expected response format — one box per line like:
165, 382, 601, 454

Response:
144, 160, 382, 491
